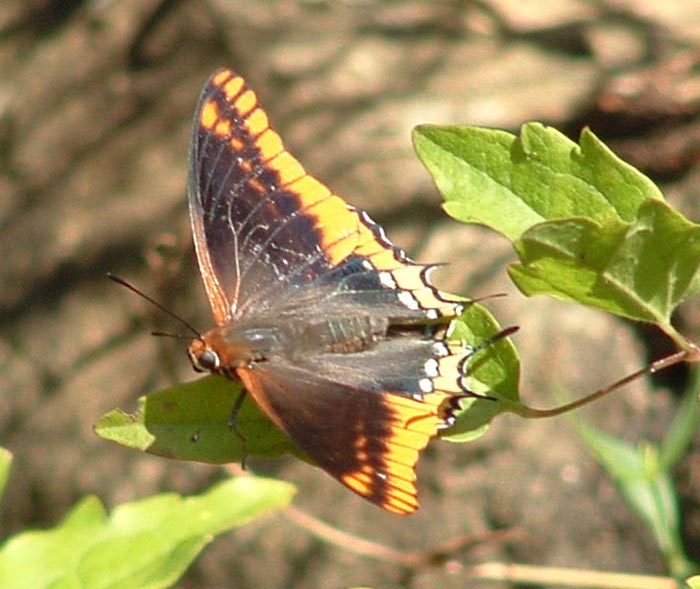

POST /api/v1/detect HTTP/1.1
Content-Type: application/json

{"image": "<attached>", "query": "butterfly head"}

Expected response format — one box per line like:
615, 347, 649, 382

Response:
188, 337, 221, 373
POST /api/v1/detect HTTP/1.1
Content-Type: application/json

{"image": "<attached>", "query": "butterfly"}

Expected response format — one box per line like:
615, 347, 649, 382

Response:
186, 68, 482, 514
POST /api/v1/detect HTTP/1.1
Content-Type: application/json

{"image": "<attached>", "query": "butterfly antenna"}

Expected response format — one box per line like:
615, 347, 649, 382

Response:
107, 273, 201, 339
150, 330, 191, 340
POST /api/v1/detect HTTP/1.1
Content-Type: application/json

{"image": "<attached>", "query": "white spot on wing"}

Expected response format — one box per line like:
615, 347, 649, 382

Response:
379, 271, 397, 289
424, 358, 439, 376
433, 342, 450, 356
419, 378, 433, 393
397, 290, 419, 310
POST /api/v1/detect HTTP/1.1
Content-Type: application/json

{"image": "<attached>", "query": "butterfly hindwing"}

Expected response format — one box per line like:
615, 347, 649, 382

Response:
236, 336, 466, 514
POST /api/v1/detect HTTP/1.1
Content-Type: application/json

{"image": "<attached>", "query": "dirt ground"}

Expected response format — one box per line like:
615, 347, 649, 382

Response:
2, 1, 700, 588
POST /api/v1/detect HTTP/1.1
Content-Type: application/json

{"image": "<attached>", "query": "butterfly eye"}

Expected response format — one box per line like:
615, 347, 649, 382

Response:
191, 347, 220, 372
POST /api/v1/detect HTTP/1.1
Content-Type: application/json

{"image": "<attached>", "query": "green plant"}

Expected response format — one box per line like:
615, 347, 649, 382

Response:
413, 122, 700, 584
0, 450, 294, 589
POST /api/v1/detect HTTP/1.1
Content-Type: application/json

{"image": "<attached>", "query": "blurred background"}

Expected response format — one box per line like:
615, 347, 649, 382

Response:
2, 1, 700, 587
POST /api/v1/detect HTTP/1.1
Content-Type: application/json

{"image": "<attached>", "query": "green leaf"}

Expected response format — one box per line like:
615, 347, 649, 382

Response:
572, 419, 693, 578
444, 303, 520, 441
95, 375, 297, 464
414, 125, 545, 239
510, 199, 700, 323
0, 477, 294, 589
413, 123, 663, 241
0, 497, 105, 589
414, 122, 700, 327
659, 370, 700, 468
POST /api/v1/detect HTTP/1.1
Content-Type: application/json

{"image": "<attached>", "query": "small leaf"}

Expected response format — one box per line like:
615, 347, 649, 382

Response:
573, 419, 693, 577
414, 124, 544, 239
510, 199, 700, 323
0, 497, 105, 589
0, 478, 294, 589
659, 375, 700, 469
413, 123, 663, 241
444, 303, 520, 441
95, 375, 297, 464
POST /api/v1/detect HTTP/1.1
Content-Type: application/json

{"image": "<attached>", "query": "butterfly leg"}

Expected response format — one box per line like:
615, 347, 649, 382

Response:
228, 389, 249, 468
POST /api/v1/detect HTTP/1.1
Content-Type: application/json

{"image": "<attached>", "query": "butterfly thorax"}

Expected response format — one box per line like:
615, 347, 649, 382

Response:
189, 314, 390, 375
